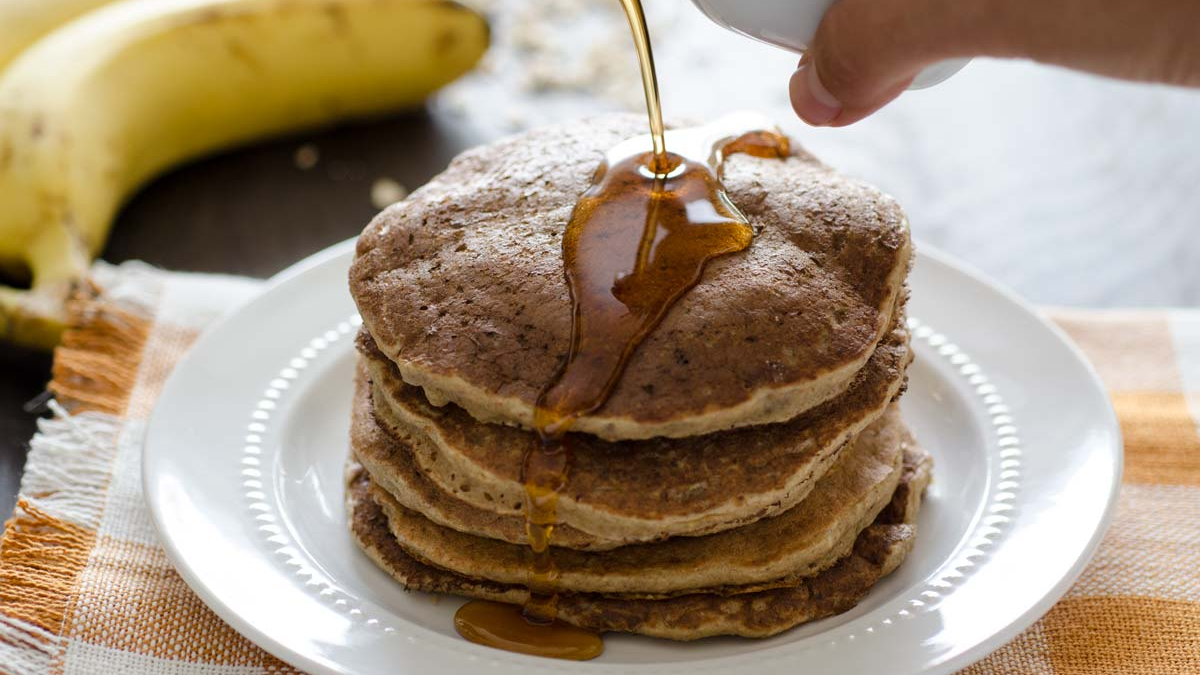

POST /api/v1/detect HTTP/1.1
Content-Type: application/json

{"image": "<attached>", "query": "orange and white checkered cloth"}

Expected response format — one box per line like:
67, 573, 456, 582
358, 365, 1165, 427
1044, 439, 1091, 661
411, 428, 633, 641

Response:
0, 263, 1197, 674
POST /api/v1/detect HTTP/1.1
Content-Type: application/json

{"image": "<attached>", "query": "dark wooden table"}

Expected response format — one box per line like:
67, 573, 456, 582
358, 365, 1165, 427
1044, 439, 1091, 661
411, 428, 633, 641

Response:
0, 108, 482, 518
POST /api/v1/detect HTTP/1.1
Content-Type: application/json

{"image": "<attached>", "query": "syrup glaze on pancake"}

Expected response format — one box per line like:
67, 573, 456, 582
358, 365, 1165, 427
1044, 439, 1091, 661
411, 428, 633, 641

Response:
349, 114, 912, 441
345, 446, 931, 640
517, 114, 797, 626
358, 318, 911, 543
361, 406, 911, 596
532, 116, 789, 437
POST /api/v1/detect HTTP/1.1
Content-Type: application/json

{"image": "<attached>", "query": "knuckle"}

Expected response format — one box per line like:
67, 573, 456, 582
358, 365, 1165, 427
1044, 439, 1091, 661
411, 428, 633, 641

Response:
812, 0, 921, 107
812, 1, 879, 103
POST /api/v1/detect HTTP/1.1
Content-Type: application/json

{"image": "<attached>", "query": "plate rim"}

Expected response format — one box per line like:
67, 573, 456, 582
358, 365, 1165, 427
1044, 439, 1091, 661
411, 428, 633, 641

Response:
143, 238, 1123, 675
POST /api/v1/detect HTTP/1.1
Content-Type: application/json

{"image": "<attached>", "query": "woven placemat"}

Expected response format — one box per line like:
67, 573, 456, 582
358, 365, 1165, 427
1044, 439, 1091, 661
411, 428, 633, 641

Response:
1, 263, 1197, 674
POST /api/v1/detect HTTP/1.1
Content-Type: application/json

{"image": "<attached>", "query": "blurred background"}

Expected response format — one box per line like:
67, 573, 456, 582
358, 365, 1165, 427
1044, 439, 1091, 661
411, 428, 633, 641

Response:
3, 0, 1200, 508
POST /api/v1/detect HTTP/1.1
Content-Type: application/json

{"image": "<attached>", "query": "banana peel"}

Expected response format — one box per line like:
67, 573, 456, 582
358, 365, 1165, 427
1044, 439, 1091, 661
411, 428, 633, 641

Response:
0, 0, 122, 71
0, 0, 489, 349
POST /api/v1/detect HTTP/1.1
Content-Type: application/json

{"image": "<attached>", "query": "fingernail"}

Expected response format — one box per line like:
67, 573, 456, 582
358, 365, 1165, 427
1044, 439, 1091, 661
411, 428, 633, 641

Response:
789, 62, 841, 126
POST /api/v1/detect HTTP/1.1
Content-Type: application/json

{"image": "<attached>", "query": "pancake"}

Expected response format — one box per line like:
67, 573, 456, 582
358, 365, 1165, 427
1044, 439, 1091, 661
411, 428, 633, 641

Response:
345, 446, 932, 639
363, 406, 912, 595
357, 319, 911, 544
350, 362, 622, 551
349, 114, 912, 441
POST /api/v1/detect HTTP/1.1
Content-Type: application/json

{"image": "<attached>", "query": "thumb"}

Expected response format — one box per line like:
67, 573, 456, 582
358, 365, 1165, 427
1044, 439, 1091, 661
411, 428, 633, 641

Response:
790, 0, 963, 126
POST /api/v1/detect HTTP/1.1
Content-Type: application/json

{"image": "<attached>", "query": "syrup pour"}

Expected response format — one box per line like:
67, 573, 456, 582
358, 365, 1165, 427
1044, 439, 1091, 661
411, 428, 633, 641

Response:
452, 0, 789, 661
617, 0, 668, 169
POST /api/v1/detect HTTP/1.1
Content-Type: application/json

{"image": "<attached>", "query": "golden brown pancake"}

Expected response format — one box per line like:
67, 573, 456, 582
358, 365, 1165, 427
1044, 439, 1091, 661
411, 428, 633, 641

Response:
345, 446, 932, 639
349, 114, 912, 441
357, 319, 911, 544
350, 361, 619, 550
361, 406, 913, 595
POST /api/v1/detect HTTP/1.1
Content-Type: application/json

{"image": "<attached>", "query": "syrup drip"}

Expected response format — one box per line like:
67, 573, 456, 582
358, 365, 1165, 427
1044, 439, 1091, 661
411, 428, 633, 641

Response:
453, 0, 789, 662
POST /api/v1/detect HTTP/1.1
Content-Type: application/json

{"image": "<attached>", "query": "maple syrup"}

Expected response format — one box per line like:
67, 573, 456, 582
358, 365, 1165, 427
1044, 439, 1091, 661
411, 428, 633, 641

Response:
454, 601, 603, 661
453, 0, 789, 661
617, 0, 667, 170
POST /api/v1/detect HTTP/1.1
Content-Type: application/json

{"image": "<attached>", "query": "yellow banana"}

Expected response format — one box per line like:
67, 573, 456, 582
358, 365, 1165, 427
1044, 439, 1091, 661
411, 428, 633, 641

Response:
0, 0, 121, 71
0, 0, 488, 349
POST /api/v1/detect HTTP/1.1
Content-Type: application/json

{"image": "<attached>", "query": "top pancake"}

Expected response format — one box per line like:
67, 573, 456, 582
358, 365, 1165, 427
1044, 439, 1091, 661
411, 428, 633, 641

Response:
349, 114, 912, 440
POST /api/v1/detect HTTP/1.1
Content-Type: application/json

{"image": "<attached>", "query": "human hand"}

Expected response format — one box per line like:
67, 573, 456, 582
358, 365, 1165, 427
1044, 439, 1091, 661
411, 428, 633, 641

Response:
789, 0, 1200, 126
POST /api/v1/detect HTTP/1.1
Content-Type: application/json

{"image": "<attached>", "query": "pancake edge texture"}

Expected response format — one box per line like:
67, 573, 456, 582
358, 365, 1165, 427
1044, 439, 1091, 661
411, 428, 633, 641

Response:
359, 319, 911, 543
359, 406, 911, 594
345, 445, 932, 639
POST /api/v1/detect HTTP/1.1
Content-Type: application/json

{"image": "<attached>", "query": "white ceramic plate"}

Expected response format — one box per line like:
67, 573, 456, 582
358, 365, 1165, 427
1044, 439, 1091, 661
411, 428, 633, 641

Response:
145, 239, 1121, 675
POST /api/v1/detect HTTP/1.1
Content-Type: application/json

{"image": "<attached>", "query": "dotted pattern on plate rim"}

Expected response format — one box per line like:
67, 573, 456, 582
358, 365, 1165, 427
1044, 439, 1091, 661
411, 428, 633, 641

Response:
808, 316, 1024, 650
239, 315, 1023, 662
240, 313, 396, 635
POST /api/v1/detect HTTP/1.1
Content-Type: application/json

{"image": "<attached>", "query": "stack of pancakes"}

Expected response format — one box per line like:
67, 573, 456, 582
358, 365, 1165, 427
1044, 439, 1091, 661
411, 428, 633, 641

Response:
345, 116, 932, 640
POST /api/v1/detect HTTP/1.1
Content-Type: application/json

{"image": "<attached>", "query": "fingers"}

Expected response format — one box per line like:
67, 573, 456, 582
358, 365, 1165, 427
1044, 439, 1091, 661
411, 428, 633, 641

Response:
790, 0, 1200, 127
790, 57, 910, 127
792, 0, 956, 126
